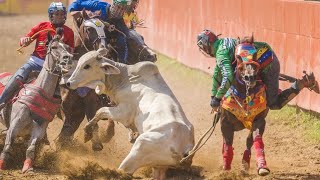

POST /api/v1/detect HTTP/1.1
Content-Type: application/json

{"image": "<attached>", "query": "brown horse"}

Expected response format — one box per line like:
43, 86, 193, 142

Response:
0, 33, 73, 173
219, 41, 270, 176
57, 10, 156, 150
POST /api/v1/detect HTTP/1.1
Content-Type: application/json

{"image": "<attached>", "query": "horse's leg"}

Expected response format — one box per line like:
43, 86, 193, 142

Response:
251, 111, 270, 176
84, 90, 105, 151
22, 120, 49, 173
242, 132, 253, 171
57, 88, 85, 149
220, 109, 235, 171
0, 104, 31, 170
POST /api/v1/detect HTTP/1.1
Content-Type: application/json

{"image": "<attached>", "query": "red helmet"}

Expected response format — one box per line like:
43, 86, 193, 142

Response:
197, 29, 218, 57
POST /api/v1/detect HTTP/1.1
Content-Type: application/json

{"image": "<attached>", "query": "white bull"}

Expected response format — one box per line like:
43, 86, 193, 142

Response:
66, 48, 195, 179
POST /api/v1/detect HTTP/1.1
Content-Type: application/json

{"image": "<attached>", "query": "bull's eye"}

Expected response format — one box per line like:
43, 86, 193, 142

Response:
84, 64, 91, 70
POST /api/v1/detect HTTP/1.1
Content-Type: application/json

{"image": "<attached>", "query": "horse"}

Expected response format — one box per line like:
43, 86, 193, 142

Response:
0, 32, 73, 173
219, 38, 270, 176
57, 10, 157, 150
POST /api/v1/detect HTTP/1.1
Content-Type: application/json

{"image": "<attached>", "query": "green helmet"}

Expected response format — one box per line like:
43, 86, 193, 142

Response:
110, 0, 132, 18
113, 0, 132, 5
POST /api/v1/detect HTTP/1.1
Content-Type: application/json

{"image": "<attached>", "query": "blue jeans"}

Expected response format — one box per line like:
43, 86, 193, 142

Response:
15, 60, 43, 83
0, 60, 42, 104
111, 18, 129, 64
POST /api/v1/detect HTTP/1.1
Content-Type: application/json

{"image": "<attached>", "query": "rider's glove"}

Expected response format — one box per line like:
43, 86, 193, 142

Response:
20, 37, 32, 47
210, 96, 221, 109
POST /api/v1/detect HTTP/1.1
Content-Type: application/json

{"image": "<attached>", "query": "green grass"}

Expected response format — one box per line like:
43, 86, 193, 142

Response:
268, 106, 320, 143
156, 53, 212, 86
156, 52, 320, 144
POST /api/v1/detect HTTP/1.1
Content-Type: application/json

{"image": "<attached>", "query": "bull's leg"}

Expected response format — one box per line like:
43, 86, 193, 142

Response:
0, 104, 31, 170
84, 103, 133, 143
118, 132, 174, 178
22, 120, 49, 173
251, 113, 270, 176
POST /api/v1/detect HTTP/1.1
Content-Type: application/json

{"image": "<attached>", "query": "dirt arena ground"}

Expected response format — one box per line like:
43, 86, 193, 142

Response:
1, 14, 320, 180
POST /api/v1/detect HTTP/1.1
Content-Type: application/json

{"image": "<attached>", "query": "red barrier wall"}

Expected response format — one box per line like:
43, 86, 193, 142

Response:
137, 0, 320, 112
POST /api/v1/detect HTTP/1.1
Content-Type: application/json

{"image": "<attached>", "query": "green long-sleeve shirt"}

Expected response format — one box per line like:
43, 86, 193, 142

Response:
211, 38, 237, 99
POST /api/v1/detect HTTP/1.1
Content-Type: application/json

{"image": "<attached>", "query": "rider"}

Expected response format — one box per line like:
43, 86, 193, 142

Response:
68, 0, 132, 64
123, 0, 140, 29
196, 29, 319, 111
0, 2, 74, 110
196, 29, 319, 172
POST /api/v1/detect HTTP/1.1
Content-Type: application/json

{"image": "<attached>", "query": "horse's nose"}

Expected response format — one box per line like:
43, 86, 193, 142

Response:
147, 54, 157, 62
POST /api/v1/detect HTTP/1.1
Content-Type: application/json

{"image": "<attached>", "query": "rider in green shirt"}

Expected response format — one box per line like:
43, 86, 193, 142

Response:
197, 29, 319, 111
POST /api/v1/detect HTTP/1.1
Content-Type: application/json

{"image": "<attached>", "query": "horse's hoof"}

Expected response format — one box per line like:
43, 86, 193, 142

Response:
92, 142, 103, 151
0, 159, 6, 170
22, 159, 33, 173
258, 167, 270, 176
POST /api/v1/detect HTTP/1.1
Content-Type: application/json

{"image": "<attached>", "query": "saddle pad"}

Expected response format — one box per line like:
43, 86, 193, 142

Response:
0, 72, 12, 95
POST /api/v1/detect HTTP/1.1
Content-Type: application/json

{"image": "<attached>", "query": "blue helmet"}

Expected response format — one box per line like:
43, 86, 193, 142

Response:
48, 2, 67, 19
48, 2, 67, 27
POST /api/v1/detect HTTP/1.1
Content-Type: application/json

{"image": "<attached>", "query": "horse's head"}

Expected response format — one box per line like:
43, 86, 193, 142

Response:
45, 29, 73, 75
127, 29, 157, 64
235, 36, 260, 88
74, 10, 107, 51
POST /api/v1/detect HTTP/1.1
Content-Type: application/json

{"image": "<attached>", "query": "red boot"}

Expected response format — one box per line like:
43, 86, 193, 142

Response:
242, 149, 251, 171
222, 143, 233, 170
253, 135, 270, 176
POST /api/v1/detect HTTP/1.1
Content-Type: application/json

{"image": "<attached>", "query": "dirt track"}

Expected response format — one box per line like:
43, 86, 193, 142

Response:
1, 14, 320, 180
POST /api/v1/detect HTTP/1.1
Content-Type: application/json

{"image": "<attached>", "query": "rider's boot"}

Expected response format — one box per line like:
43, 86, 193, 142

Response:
222, 143, 233, 170
253, 135, 270, 176
273, 72, 319, 109
242, 149, 251, 171
0, 77, 23, 110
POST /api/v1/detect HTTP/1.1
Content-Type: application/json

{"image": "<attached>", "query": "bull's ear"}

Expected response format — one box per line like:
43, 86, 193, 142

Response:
101, 62, 120, 75
97, 48, 108, 57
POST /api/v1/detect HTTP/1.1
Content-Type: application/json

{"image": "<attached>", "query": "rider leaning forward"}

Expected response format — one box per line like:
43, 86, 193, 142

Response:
0, 2, 74, 110
196, 29, 319, 173
68, 0, 135, 64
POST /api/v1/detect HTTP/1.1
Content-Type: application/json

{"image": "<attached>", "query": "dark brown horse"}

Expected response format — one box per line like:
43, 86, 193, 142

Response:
57, 10, 156, 151
219, 40, 270, 176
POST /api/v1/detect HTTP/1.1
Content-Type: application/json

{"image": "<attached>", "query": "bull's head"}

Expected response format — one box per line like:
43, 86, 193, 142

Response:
66, 48, 120, 94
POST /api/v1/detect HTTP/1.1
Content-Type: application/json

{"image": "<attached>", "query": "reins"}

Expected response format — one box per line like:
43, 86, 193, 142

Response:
180, 109, 221, 164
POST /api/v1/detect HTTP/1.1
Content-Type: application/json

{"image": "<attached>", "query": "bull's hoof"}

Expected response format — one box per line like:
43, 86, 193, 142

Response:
84, 125, 94, 143
101, 121, 115, 143
92, 142, 103, 151
22, 159, 33, 173
0, 159, 6, 170
258, 167, 270, 176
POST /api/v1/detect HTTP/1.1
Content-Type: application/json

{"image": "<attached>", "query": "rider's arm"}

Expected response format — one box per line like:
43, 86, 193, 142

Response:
211, 65, 221, 97
214, 44, 234, 99
20, 23, 42, 46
